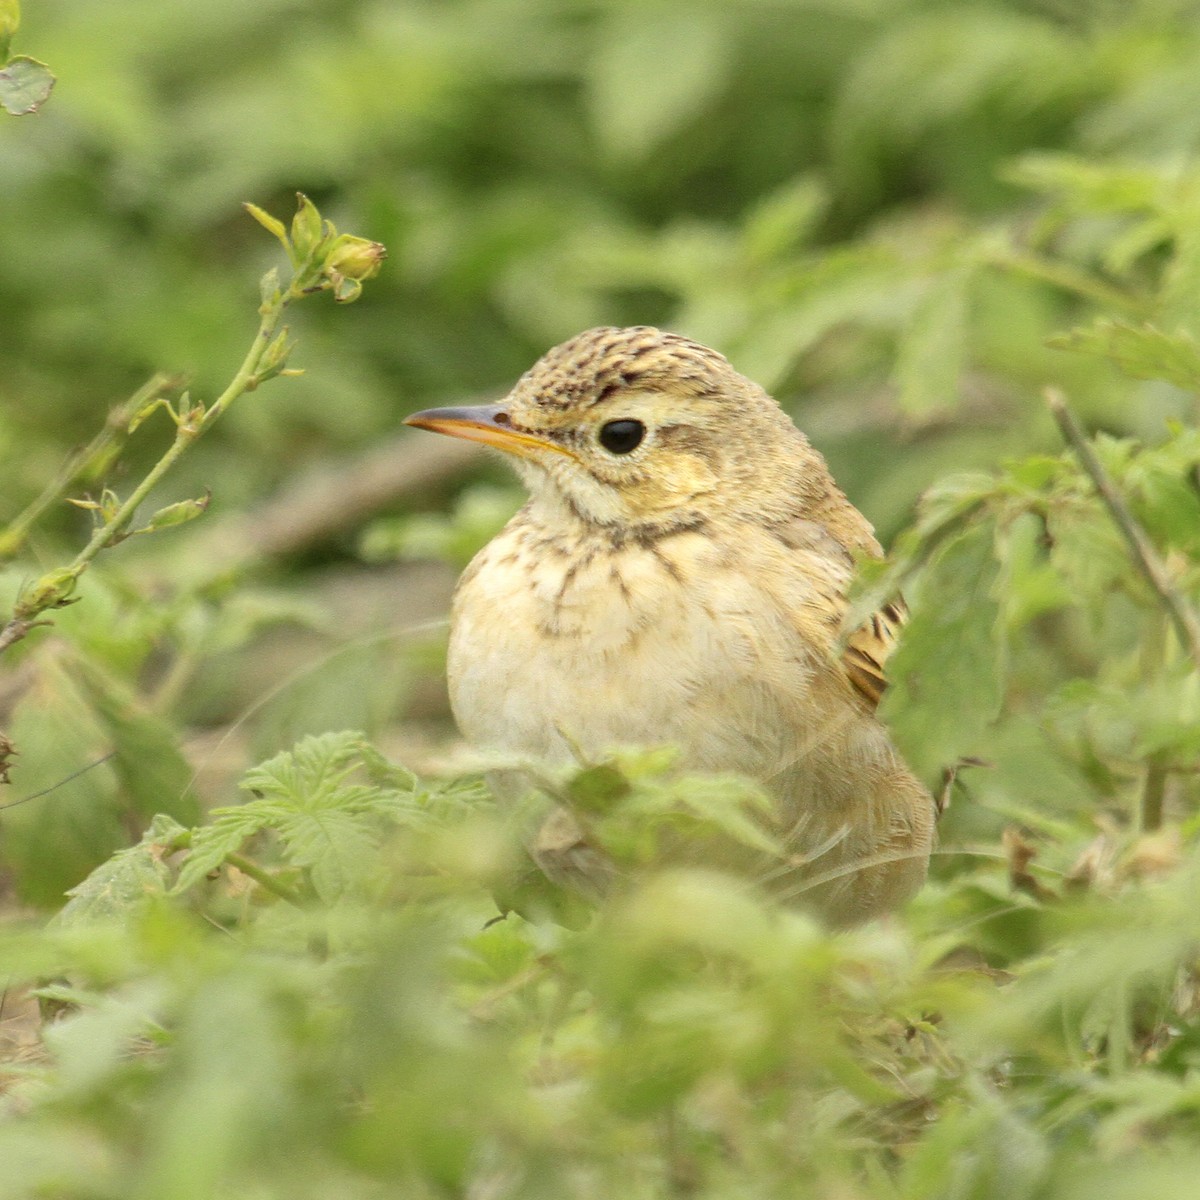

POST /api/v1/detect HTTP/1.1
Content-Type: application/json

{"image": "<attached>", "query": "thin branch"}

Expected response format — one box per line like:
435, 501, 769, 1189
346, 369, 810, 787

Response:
1141, 759, 1168, 832
0, 196, 384, 659
0, 373, 181, 562
991, 250, 1147, 317
1046, 387, 1200, 672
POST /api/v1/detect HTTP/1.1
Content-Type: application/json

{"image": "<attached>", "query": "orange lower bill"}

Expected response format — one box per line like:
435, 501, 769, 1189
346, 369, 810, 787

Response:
403, 404, 572, 460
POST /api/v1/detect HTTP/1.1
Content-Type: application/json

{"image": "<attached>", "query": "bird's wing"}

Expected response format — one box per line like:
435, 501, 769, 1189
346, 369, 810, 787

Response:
840, 597, 906, 711
771, 516, 904, 712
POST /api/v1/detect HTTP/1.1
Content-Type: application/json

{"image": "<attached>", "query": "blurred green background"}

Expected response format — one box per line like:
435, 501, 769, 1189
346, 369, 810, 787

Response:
4, 0, 1200, 904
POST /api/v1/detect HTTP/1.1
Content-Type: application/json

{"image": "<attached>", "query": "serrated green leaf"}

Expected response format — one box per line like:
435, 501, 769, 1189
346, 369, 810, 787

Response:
173, 807, 266, 895
56, 814, 189, 926
0, 54, 54, 115
1049, 320, 1200, 390
276, 807, 380, 903
173, 732, 411, 901
241, 730, 371, 804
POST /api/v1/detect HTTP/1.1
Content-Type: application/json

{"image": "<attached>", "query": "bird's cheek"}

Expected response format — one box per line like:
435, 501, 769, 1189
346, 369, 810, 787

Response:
630, 454, 719, 515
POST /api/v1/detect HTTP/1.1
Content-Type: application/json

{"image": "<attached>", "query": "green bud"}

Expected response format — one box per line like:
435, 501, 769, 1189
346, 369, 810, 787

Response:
16, 567, 78, 617
255, 328, 295, 383
325, 234, 387, 282
141, 491, 211, 533
290, 193, 326, 260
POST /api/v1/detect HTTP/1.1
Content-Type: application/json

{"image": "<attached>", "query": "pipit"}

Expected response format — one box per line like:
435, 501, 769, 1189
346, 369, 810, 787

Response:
405, 326, 934, 925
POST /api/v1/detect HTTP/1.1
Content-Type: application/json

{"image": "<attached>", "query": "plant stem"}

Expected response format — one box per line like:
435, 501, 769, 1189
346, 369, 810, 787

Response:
0, 286, 293, 654
993, 250, 1147, 317
226, 851, 306, 906
66, 293, 290, 578
1141, 760, 1167, 832
0, 373, 179, 562
1046, 388, 1200, 673
0, 193, 384, 661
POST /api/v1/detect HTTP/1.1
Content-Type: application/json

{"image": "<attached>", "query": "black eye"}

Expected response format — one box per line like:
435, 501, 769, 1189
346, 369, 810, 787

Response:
598, 419, 645, 455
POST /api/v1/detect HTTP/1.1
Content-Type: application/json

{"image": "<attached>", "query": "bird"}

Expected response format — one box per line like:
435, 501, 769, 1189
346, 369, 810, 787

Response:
404, 326, 934, 925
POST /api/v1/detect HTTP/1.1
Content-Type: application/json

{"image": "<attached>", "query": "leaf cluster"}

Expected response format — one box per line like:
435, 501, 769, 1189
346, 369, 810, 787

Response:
7, 727, 1200, 1198
6, 3, 1200, 1196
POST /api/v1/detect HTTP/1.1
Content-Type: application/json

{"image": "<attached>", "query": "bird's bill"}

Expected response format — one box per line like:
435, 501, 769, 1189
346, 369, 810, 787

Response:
403, 403, 570, 459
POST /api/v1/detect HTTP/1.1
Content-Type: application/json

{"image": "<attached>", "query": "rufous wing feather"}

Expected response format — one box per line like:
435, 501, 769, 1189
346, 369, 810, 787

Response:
841, 598, 907, 710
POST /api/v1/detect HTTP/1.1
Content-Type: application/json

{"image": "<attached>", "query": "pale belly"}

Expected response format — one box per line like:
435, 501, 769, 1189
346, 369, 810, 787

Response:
446, 526, 820, 781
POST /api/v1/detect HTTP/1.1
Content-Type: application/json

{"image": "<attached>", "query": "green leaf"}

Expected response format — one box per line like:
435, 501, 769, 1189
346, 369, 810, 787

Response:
173, 808, 264, 895
139, 491, 211, 534
883, 521, 1004, 777
173, 731, 413, 901
290, 192, 325, 259
243, 202, 288, 246
0, 654, 125, 906
741, 177, 828, 266
56, 814, 189, 926
588, 8, 731, 161
1005, 153, 1161, 214
1158, 186, 1200, 329
845, 471, 997, 635
1129, 460, 1200, 552
893, 268, 971, 419
73, 656, 200, 826
566, 761, 632, 814
0, 54, 54, 114
1049, 320, 1200, 390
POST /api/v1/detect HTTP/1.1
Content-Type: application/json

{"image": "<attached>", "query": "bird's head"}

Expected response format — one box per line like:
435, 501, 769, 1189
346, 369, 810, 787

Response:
404, 326, 829, 536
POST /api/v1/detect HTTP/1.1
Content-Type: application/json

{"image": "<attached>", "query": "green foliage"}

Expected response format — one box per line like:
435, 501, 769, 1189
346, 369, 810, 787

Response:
8, 726, 1200, 1197
0, 0, 54, 115
8, 1, 1200, 1197
360, 484, 523, 569
174, 731, 419, 901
